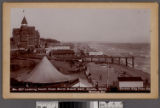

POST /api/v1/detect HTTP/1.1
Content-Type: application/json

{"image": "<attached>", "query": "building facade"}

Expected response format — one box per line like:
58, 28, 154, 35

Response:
49, 49, 75, 57
118, 77, 144, 89
12, 16, 40, 50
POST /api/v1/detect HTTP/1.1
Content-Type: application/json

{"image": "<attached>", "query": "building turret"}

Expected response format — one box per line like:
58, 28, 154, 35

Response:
21, 16, 28, 26
12, 16, 40, 49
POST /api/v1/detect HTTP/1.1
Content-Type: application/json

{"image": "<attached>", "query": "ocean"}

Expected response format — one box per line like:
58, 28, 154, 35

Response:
88, 42, 150, 73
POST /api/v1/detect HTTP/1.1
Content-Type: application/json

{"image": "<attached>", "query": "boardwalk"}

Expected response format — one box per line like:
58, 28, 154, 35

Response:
83, 55, 135, 68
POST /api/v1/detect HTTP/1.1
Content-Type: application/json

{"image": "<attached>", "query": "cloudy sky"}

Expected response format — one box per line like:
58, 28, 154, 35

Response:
11, 8, 150, 43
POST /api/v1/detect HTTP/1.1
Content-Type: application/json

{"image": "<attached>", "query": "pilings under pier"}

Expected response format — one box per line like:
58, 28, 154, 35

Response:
82, 56, 135, 68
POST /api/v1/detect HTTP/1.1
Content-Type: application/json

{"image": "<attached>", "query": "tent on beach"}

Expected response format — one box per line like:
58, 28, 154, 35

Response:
17, 56, 78, 83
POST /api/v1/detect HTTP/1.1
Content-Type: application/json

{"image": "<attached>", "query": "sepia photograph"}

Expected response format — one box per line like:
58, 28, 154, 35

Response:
3, 2, 158, 99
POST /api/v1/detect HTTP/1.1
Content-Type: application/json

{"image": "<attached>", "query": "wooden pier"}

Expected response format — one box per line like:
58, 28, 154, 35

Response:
82, 55, 135, 68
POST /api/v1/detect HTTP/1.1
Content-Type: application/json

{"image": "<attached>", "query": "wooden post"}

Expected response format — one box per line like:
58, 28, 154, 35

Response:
125, 57, 128, 67
132, 56, 134, 68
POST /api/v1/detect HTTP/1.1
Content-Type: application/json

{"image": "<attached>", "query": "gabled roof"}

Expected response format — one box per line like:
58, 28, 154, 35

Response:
21, 16, 28, 24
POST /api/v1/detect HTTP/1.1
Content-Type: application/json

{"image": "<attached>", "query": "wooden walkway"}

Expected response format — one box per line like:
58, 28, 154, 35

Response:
82, 55, 135, 68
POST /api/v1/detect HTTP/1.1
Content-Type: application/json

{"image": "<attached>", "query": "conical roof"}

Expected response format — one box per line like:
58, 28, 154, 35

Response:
21, 16, 28, 24
21, 56, 76, 83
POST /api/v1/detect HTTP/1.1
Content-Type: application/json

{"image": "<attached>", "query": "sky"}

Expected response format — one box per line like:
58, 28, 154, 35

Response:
11, 8, 150, 43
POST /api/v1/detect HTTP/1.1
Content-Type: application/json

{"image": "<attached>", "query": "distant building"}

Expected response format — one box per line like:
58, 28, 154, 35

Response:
118, 77, 144, 89
12, 16, 40, 50
49, 49, 75, 57
39, 38, 60, 48
88, 51, 103, 56
52, 46, 71, 50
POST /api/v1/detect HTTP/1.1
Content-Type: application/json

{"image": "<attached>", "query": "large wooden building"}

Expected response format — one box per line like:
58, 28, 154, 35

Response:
12, 16, 40, 50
